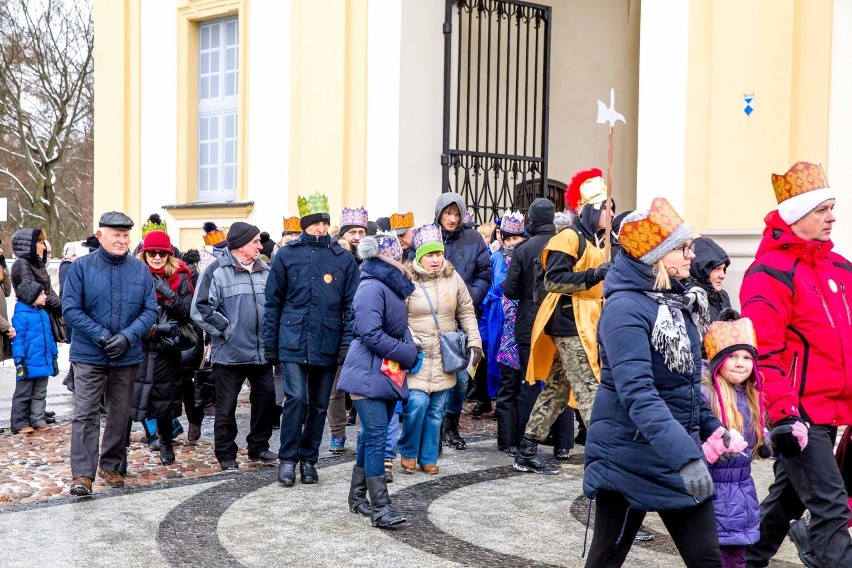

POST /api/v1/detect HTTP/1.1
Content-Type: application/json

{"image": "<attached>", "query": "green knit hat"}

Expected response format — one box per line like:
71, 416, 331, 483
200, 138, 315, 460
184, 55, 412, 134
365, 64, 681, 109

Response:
412, 224, 445, 262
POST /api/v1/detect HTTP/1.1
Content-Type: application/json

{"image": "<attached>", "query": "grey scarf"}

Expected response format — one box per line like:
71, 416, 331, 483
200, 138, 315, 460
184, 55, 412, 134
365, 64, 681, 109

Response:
644, 287, 710, 374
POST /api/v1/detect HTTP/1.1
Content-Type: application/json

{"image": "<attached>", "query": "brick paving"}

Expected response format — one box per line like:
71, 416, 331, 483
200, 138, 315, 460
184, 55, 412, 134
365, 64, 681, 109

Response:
0, 400, 497, 506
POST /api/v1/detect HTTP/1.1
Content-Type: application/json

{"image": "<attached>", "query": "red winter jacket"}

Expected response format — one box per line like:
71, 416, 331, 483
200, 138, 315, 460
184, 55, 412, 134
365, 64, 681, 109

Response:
741, 211, 852, 427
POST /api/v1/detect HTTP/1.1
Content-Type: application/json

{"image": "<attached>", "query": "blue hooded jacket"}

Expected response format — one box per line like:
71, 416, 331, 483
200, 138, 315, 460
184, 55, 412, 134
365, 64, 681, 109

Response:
337, 257, 418, 400
583, 252, 721, 511
12, 302, 58, 380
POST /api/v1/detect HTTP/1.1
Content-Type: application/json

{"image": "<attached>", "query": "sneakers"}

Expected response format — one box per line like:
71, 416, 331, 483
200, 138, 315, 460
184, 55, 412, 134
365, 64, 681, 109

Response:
17, 426, 34, 434
329, 435, 347, 453
554, 448, 571, 460
788, 515, 818, 568
97, 467, 125, 488
420, 464, 439, 475
384, 459, 394, 483
248, 450, 278, 464
219, 460, 239, 472
69, 477, 93, 496
34, 423, 51, 431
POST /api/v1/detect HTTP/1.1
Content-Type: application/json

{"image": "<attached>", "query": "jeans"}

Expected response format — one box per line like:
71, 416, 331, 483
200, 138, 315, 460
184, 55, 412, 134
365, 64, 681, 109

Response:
385, 402, 402, 460
399, 389, 449, 466
746, 424, 852, 566
212, 363, 276, 462
445, 371, 468, 414
353, 398, 396, 478
71, 363, 137, 479
278, 363, 336, 464
585, 490, 722, 567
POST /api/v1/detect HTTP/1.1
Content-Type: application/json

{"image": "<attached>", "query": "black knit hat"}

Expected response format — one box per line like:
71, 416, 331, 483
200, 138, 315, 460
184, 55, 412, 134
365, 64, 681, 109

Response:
16, 280, 44, 306
226, 222, 260, 250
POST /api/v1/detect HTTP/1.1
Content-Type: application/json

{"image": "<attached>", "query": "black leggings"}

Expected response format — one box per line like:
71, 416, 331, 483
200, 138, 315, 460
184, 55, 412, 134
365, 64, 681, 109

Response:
585, 490, 722, 568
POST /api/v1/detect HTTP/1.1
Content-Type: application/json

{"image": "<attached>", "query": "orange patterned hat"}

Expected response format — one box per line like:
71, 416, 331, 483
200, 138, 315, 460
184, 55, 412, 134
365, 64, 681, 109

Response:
283, 216, 301, 234
772, 161, 833, 225
704, 317, 758, 370
390, 212, 415, 233
617, 197, 693, 265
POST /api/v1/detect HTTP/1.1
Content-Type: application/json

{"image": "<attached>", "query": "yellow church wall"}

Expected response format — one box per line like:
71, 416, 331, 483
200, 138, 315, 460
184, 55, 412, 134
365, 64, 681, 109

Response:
93, 0, 142, 240
288, 0, 367, 220
685, 0, 832, 232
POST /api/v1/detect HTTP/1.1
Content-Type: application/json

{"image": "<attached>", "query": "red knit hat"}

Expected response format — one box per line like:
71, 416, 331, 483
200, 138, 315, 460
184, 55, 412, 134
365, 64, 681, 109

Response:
141, 230, 172, 253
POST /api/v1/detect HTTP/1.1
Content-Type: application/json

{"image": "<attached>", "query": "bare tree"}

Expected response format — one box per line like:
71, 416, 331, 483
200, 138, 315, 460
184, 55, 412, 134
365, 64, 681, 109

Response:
0, 0, 93, 245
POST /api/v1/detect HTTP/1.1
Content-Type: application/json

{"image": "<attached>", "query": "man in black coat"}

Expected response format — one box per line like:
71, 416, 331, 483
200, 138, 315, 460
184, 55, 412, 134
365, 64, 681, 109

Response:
502, 198, 572, 457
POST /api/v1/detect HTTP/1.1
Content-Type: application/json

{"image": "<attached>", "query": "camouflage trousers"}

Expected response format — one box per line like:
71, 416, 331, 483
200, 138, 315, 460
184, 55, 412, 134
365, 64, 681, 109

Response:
524, 335, 598, 443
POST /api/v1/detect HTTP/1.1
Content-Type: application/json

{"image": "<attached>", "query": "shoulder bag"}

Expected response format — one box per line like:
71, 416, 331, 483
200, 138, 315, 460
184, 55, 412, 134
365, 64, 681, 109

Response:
419, 281, 468, 373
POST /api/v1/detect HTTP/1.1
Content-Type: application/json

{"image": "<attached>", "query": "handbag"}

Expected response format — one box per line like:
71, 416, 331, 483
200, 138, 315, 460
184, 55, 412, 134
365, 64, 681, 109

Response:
419, 282, 468, 373
49, 312, 68, 344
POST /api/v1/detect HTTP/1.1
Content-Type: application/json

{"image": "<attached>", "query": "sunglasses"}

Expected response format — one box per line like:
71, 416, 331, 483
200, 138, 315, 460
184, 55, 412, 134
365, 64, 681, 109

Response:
145, 250, 170, 259
673, 242, 696, 258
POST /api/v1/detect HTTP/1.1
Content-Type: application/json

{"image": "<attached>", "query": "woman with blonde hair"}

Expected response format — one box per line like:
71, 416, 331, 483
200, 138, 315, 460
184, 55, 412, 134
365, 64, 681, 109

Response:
583, 197, 728, 567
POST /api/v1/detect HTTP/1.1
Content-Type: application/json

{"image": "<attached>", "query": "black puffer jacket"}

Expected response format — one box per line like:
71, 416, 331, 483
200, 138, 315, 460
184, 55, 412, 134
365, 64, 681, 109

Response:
503, 198, 555, 345
688, 236, 732, 322
11, 228, 62, 317
132, 267, 195, 420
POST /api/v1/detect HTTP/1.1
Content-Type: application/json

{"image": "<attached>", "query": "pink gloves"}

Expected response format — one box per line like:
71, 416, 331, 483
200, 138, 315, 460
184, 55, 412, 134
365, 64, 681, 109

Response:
702, 426, 748, 464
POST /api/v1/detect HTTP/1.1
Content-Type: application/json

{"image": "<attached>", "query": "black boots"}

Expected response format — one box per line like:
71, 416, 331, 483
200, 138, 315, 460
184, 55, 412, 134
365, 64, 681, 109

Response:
348, 466, 373, 516
366, 476, 406, 528
278, 462, 296, 486
443, 413, 466, 450
513, 435, 559, 474
470, 400, 492, 417
159, 419, 175, 465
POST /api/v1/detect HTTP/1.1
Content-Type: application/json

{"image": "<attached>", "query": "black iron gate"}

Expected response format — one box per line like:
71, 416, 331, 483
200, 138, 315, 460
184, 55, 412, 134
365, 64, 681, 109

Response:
441, 0, 553, 224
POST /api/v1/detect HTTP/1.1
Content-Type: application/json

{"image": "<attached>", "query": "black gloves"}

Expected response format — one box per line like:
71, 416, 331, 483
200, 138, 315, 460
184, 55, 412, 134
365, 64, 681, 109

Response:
771, 416, 809, 458
338, 344, 350, 366
678, 459, 713, 499
102, 333, 130, 360
52, 356, 59, 377
469, 346, 483, 367
154, 278, 176, 302
593, 262, 611, 283
265, 348, 280, 365
150, 322, 177, 339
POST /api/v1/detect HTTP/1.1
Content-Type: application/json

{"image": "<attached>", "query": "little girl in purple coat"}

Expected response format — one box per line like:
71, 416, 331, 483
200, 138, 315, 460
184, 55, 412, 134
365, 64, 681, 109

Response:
701, 316, 767, 568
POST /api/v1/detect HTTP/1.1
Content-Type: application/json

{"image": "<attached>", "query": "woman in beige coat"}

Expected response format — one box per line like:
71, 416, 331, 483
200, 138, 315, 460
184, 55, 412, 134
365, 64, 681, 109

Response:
398, 224, 482, 475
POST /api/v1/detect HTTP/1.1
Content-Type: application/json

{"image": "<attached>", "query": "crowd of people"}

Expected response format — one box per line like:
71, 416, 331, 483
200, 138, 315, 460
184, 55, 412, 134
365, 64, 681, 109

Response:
4, 160, 852, 566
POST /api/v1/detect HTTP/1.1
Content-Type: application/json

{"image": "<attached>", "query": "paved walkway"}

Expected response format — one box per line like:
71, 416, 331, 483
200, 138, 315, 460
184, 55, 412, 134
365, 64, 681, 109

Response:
0, 357, 808, 566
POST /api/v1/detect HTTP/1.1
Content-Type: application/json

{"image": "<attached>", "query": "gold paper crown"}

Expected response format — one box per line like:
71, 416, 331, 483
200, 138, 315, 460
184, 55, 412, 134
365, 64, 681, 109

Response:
297, 192, 329, 218
618, 197, 687, 261
771, 161, 829, 205
390, 212, 414, 231
704, 318, 758, 364
283, 216, 301, 233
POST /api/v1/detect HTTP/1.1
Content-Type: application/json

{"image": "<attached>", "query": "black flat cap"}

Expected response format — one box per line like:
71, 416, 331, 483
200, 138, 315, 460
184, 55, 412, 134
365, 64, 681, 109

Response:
98, 211, 134, 230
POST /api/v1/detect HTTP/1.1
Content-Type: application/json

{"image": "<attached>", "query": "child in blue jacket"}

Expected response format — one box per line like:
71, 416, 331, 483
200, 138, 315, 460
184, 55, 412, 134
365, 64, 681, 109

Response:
11, 280, 59, 433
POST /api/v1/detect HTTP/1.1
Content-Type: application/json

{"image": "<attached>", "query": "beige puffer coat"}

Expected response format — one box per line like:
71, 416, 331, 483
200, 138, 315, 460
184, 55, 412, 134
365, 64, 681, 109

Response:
406, 259, 482, 393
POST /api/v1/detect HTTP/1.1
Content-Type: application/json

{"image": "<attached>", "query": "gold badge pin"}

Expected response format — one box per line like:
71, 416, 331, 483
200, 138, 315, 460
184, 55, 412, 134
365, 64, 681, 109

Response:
444, 293, 452, 303
324, 274, 333, 284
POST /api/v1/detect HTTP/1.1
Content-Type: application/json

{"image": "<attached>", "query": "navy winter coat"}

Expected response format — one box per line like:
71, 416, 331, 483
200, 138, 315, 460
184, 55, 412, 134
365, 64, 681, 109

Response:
434, 193, 492, 309
262, 232, 359, 367
62, 247, 158, 367
337, 258, 418, 400
11, 303, 58, 379
583, 252, 722, 511
701, 384, 760, 546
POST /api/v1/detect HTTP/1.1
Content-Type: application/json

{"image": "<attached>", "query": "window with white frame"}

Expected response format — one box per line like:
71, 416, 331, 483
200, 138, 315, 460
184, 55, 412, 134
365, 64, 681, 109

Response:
197, 17, 238, 202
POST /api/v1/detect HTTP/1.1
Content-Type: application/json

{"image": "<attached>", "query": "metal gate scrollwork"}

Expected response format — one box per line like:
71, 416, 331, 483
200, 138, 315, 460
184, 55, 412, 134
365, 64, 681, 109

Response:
441, 0, 553, 223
